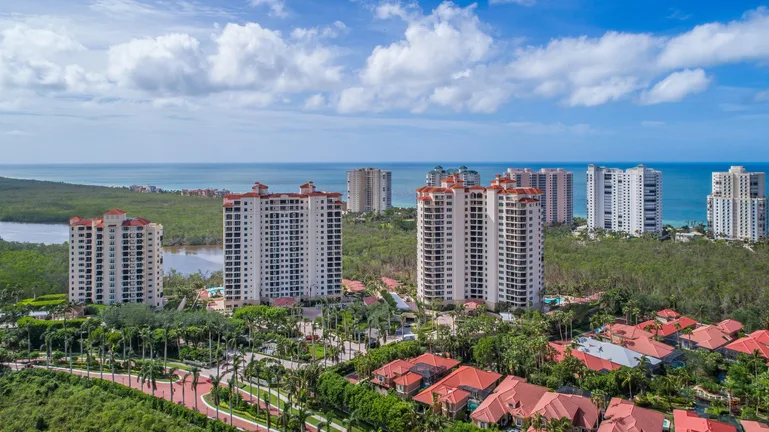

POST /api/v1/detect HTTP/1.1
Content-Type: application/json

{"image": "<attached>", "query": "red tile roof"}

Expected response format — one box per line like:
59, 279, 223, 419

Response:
417, 196, 433, 201
657, 309, 681, 319
605, 323, 653, 341
681, 325, 733, 350
342, 279, 366, 293
550, 342, 622, 372
373, 359, 414, 381
637, 316, 697, 337
122, 217, 151, 227
409, 353, 460, 370
105, 209, 126, 215
530, 393, 599, 430
748, 330, 769, 345
716, 319, 743, 335
620, 335, 676, 359
362, 296, 379, 306
673, 410, 736, 432
724, 330, 769, 359
598, 398, 664, 432
471, 376, 548, 424
381, 277, 401, 290
393, 372, 422, 386
741, 421, 769, 432
414, 366, 501, 405
273, 297, 297, 307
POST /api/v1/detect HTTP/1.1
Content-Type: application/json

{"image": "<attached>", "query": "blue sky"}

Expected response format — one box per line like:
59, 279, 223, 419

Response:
0, 0, 768, 163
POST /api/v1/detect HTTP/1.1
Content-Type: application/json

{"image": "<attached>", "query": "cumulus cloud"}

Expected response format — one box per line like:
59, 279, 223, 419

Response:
639, 69, 711, 105
566, 77, 640, 107
303, 94, 326, 110
250, 0, 287, 18
508, 121, 602, 134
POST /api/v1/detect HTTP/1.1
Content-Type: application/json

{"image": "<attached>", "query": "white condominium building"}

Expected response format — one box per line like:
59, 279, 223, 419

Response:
426, 165, 481, 187
505, 168, 574, 225
222, 182, 343, 308
707, 166, 767, 242
68, 210, 164, 306
416, 174, 544, 310
346, 168, 392, 213
586, 165, 663, 235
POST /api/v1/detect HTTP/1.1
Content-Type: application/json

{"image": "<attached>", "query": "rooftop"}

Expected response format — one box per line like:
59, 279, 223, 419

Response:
550, 342, 622, 373
598, 398, 665, 432
680, 325, 733, 350
414, 365, 501, 405
471, 376, 548, 424
572, 337, 661, 368
741, 421, 769, 432
673, 410, 736, 432
637, 316, 697, 337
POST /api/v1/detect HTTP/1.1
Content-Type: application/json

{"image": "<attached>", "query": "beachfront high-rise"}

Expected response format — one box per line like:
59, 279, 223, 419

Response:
68, 210, 164, 306
222, 182, 343, 308
586, 165, 663, 236
416, 174, 544, 310
426, 165, 480, 187
505, 168, 574, 225
346, 168, 392, 213
707, 166, 767, 242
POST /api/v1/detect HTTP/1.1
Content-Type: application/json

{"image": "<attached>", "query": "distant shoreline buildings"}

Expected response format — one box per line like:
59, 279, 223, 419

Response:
129, 184, 231, 197
504, 168, 574, 226
416, 174, 544, 311
346, 168, 392, 213
586, 164, 663, 236
707, 166, 767, 242
222, 181, 343, 308
68, 210, 164, 307
425, 166, 480, 187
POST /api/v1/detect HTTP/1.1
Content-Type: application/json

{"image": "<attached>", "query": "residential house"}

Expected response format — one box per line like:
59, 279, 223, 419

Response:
601, 324, 683, 364
656, 309, 680, 323
679, 320, 743, 351
636, 316, 697, 346
528, 392, 599, 432
673, 410, 736, 432
550, 342, 622, 373
571, 338, 662, 369
372, 353, 460, 397
723, 330, 769, 362
741, 421, 769, 432
598, 398, 664, 432
414, 365, 502, 419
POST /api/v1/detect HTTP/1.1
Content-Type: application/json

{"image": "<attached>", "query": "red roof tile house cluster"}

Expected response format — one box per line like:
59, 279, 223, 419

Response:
550, 342, 622, 373
723, 330, 769, 361
597, 398, 664, 432
673, 410, 736, 432
637, 311, 697, 346
342, 279, 367, 293
372, 353, 461, 398
414, 366, 503, 419
471, 376, 599, 431
680, 320, 743, 351
381, 277, 401, 290
600, 323, 683, 365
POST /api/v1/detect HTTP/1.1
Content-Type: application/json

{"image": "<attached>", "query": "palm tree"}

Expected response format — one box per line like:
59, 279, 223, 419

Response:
139, 360, 162, 397
180, 371, 190, 407
210, 374, 222, 421
531, 413, 546, 432
231, 351, 244, 390
109, 342, 118, 382
590, 389, 608, 423
263, 392, 272, 431
190, 366, 201, 411
292, 407, 309, 432
43, 327, 57, 369
139, 327, 151, 360
227, 377, 236, 425
167, 367, 177, 403
125, 355, 134, 388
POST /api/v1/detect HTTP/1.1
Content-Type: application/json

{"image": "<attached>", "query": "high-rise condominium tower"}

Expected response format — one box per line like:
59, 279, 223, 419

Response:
586, 165, 663, 235
222, 182, 343, 308
707, 166, 767, 242
416, 174, 544, 310
425, 166, 481, 187
346, 168, 392, 213
505, 168, 574, 225
68, 210, 164, 306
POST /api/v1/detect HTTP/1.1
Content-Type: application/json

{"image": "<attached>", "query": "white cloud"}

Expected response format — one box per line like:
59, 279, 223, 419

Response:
4, 129, 29, 135
303, 94, 326, 110
566, 77, 639, 107
508, 121, 602, 135
249, 0, 287, 18
658, 7, 769, 69
489, 0, 536, 6
290, 21, 348, 41
90, 0, 161, 16
755, 89, 769, 102
639, 69, 711, 105
641, 120, 665, 127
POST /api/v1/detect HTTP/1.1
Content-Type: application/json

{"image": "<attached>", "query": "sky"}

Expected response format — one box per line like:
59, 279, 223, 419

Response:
1, 0, 768, 163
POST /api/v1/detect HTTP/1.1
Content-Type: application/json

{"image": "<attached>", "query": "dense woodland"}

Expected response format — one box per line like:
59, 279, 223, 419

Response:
0, 177, 221, 245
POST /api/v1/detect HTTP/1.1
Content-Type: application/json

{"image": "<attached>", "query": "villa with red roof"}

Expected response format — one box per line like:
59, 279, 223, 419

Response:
741, 421, 769, 432
656, 309, 680, 322
414, 365, 502, 419
598, 398, 664, 432
342, 279, 367, 293
637, 315, 697, 346
723, 330, 769, 361
680, 320, 743, 351
601, 324, 681, 363
550, 342, 622, 373
528, 392, 599, 432
673, 410, 736, 432
372, 353, 461, 397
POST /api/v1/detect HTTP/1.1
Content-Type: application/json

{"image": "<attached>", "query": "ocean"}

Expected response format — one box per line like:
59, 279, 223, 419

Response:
2, 162, 769, 226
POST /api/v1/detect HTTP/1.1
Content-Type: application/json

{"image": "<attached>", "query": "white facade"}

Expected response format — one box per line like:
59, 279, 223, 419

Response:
223, 182, 343, 308
68, 210, 164, 306
505, 168, 574, 225
416, 174, 544, 310
346, 168, 392, 213
586, 165, 663, 236
425, 166, 481, 187
707, 166, 767, 242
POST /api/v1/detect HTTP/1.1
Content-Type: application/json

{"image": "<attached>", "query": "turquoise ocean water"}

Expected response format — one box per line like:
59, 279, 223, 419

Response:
2, 162, 769, 226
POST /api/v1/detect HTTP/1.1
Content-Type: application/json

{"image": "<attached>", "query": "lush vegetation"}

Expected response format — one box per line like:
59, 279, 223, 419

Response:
342, 209, 417, 284
546, 227, 769, 326
0, 369, 237, 432
0, 177, 222, 245
0, 239, 67, 299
